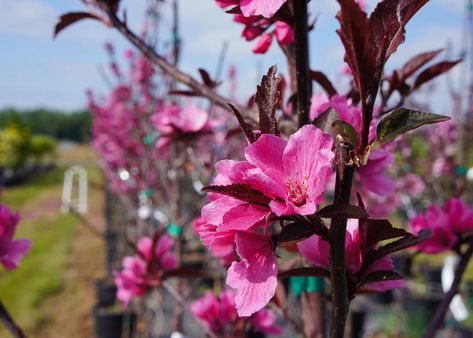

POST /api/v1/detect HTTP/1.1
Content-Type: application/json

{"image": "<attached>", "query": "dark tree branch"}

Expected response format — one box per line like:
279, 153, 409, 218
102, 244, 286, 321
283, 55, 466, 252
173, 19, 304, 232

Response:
294, 0, 311, 128
423, 239, 473, 338
329, 146, 355, 338
105, 9, 255, 120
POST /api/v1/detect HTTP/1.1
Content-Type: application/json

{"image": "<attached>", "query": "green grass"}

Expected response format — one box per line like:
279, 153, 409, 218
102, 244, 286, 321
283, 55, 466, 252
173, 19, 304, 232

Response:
0, 167, 65, 209
0, 163, 103, 334
0, 214, 76, 331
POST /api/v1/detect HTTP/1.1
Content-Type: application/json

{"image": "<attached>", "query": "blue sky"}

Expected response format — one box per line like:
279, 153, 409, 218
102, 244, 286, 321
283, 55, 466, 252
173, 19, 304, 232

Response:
0, 0, 466, 113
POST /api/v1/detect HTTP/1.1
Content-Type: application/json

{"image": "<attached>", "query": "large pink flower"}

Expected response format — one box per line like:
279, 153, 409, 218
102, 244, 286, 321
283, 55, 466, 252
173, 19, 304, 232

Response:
409, 205, 457, 254
243, 125, 334, 216
200, 125, 333, 316
0, 205, 31, 270
298, 219, 405, 292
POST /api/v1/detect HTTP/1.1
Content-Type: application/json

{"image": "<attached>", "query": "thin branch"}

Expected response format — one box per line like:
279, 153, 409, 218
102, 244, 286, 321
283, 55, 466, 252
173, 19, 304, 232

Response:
423, 239, 473, 338
105, 9, 256, 120
294, 0, 311, 128
0, 298, 26, 338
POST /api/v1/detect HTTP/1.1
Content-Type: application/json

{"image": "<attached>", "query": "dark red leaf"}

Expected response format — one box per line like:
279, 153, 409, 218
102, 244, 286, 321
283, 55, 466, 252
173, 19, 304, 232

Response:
54, 12, 100, 38
316, 203, 368, 219
368, 229, 431, 263
277, 220, 327, 246
413, 59, 462, 89
370, 0, 429, 62
309, 70, 338, 97
198, 68, 218, 88
398, 49, 443, 80
255, 66, 280, 136
278, 267, 330, 279
359, 270, 403, 287
202, 184, 271, 206
358, 219, 411, 251
228, 103, 257, 143
336, 0, 429, 109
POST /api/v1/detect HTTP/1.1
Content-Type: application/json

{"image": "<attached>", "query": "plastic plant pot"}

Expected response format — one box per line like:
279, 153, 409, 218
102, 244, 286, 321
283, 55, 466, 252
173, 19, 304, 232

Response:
95, 278, 117, 307
93, 305, 136, 338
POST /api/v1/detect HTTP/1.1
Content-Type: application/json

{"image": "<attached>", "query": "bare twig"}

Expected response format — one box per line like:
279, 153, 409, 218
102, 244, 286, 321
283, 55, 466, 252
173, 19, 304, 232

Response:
105, 8, 256, 120
0, 298, 26, 338
423, 239, 473, 338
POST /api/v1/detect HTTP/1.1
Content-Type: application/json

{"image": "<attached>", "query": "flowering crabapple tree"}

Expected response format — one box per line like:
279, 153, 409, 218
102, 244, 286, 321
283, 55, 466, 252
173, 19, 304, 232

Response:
53, 0, 464, 337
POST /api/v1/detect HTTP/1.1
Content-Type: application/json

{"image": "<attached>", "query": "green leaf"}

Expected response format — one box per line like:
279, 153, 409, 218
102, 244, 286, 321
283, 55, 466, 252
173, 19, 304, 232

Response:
312, 107, 339, 134
332, 120, 359, 147
377, 108, 450, 144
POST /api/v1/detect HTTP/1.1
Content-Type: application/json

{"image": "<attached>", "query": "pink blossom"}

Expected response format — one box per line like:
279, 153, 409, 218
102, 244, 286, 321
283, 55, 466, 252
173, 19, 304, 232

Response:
409, 205, 457, 254
0, 205, 31, 270
151, 105, 212, 149
191, 290, 237, 334
239, 0, 286, 18
445, 198, 473, 234
191, 290, 283, 336
227, 232, 277, 316
253, 32, 273, 54
274, 21, 293, 45
114, 235, 177, 306
298, 219, 404, 292
200, 125, 333, 316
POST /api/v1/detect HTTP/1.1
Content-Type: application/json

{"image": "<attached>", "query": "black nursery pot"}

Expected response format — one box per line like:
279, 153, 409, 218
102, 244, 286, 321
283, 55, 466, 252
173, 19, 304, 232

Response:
246, 332, 266, 338
351, 310, 366, 338
95, 278, 117, 307
93, 305, 136, 338
453, 325, 473, 338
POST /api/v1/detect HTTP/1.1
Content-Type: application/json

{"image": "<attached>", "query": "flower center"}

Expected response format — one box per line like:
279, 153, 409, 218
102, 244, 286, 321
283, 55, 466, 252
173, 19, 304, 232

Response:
285, 177, 309, 207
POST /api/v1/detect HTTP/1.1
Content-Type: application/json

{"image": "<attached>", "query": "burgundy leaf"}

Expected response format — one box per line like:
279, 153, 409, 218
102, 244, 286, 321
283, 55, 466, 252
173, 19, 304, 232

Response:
359, 270, 403, 286
228, 103, 257, 143
398, 49, 443, 80
367, 229, 431, 264
202, 184, 271, 206
370, 0, 429, 62
413, 59, 462, 89
198, 68, 218, 88
316, 203, 369, 219
255, 66, 280, 136
278, 267, 330, 279
309, 70, 338, 97
358, 218, 411, 251
278, 220, 327, 246
54, 12, 100, 38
